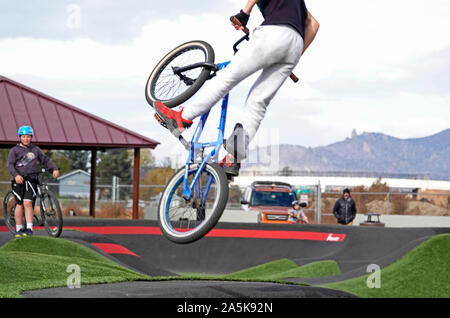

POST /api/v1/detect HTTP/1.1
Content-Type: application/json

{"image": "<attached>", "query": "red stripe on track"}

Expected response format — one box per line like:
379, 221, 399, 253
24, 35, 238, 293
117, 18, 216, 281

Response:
206, 229, 346, 242
67, 226, 345, 242
91, 243, 139, 256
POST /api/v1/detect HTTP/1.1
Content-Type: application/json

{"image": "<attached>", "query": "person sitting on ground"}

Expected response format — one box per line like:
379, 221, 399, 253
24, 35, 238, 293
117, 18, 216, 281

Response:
288, 200, 309, 224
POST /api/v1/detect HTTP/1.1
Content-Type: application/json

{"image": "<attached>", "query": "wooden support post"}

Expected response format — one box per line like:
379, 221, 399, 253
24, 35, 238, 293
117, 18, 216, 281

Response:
132, 147, 140, 219
89, 149, 97, 218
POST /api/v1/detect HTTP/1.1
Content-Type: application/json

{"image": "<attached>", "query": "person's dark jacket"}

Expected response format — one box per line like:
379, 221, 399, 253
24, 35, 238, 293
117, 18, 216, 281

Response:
332, 196, 357, 224
7, 144, 58, 179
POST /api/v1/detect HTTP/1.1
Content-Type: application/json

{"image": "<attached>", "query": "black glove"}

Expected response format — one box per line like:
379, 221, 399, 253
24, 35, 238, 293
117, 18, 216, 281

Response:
233, 10, 250, 27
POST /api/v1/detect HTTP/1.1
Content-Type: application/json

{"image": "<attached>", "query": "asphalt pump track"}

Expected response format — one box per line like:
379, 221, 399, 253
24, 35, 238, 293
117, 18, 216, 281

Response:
1, 219, 449, 298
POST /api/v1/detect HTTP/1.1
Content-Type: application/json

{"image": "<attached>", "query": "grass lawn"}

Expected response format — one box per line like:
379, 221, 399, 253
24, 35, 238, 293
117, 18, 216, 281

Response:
2, 233, 448, 298
0, 236, 149, 298
0, 236, 336, 297
224, 258, 341, 281
321, 234, 450, 298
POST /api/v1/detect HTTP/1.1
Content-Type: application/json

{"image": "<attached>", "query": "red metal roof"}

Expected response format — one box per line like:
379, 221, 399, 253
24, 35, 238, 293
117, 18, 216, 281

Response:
0, 75, 159, 149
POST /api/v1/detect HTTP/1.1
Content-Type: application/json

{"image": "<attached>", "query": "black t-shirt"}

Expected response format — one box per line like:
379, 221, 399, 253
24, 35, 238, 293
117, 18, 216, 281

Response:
257, 0, 308, 39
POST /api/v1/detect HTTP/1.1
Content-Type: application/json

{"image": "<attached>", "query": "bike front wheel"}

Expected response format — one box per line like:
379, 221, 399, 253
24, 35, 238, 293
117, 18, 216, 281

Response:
3, 191, 17, 234
3, 191, 48, 234
40, 191, 63, 237
145, 40, 215, 108
158, 163, 229, 244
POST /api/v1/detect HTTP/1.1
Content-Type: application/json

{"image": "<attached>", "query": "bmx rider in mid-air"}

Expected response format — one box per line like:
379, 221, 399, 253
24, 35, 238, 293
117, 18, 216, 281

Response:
154, 0, 320, 178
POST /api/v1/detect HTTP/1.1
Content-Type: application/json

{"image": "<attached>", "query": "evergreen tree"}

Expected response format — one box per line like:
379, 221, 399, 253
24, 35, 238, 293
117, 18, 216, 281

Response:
96, 149, 132, 199
0, 149, 11, 195
62, 150, 90, 172
43, 150, 71, 175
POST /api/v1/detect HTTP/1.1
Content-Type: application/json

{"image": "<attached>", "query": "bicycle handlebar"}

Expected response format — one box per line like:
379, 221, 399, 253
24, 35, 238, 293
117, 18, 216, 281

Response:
230, 16, 299, 83
22, 168, 55, 181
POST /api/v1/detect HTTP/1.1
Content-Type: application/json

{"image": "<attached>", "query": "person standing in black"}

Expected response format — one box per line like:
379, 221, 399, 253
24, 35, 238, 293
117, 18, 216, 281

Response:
7, 126, 59, 236
332, 189, 357, 225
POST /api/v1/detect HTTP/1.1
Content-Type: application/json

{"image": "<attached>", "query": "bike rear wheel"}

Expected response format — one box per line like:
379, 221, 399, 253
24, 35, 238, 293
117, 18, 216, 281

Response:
145, 40, 215, 108
158, 163, 229, 244
40, 191, 63, 237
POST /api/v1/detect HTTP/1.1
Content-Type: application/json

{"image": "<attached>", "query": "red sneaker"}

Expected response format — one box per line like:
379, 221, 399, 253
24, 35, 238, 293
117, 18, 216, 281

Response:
154, 101, 193, 137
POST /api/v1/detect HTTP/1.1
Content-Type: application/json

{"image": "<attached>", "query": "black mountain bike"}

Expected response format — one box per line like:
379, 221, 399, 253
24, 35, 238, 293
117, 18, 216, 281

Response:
3, 169, 63, 237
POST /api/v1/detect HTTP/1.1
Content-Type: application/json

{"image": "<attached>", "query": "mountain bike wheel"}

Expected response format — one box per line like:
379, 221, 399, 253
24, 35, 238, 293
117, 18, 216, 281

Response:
40, 191, 63, 237
3, 192, 44, 234
3, 191, 17, 234
145, 40, 215, 108
158, 162, 229, 244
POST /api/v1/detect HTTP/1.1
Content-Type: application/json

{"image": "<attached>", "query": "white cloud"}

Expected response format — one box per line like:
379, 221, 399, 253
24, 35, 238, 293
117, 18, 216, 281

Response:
0, 0, 449, 164
300, 0, 450, 82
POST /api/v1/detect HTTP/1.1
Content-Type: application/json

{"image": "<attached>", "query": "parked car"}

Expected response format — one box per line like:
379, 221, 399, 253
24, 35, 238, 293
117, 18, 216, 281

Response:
240, 181, 298, 224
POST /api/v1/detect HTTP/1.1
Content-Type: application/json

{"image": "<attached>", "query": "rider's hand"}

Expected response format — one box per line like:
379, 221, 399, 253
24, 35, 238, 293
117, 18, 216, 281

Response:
232, 10, 249, 30
15, 175, 24, 184
53, 170, 60, 179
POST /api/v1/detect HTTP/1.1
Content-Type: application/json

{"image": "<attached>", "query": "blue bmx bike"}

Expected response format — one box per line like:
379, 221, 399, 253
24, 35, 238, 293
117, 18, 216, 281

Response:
144, 33, 255, 243
145, 22, 298, 243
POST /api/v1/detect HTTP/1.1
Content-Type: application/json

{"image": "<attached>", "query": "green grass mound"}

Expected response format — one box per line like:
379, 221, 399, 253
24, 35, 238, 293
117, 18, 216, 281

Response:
0, 236, 148, 298
322, 234, 450, 298
225, 258, 341, 281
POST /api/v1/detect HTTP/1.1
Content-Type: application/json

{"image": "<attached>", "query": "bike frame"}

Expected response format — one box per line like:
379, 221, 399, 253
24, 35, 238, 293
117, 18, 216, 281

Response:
182, 61, 230, 201
180, 33, 249, 202
28, 173, 52, 222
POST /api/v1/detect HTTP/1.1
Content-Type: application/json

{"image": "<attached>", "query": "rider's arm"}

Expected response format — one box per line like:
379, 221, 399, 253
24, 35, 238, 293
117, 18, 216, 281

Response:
242, 0, 258, 14
349, 200, 357, 223
36, 147, 59, 178
332, 200, 340, 218
232, 0, 258, 31
7, 148, 24, 183
7, 148, 20, 178
300, 209, 309, 223
302, 10, 320, 54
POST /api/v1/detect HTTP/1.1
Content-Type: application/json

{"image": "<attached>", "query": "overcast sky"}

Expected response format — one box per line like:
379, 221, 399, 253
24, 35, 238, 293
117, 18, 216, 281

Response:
1, 0, 449, 166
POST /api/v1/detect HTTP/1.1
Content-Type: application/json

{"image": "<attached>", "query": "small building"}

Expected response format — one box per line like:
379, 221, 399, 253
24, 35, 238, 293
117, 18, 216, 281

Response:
0, 75, 160, 218
58, 169, 91, 198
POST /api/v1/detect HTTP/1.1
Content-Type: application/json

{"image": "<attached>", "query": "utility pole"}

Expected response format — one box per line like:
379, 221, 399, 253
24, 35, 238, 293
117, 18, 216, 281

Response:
315, 181, 322, 224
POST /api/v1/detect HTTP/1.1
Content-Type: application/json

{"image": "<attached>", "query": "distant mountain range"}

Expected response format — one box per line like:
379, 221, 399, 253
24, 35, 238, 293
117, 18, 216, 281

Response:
241, 129, 450, 180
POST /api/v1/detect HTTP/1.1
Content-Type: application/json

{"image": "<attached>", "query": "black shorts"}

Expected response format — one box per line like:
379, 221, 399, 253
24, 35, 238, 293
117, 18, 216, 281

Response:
11, 180, 38, 205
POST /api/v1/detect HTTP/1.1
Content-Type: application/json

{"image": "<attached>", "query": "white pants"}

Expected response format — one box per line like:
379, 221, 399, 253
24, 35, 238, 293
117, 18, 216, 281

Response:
182, 25, 304, 142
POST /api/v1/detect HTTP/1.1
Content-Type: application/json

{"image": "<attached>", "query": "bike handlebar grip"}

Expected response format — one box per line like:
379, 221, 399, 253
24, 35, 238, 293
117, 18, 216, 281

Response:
290, 73, 299, 83
230, 16, 250, 35
230, 16, 299, 83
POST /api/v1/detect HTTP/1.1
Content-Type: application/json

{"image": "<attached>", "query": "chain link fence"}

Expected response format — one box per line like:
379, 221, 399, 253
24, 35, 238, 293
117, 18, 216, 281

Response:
293, 184, 449, 224
1, 179, 449, 222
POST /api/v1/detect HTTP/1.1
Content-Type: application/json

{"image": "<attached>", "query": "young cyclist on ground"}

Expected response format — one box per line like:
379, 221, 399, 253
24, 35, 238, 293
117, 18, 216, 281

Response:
7, 125, 60, 237
288, 200, 309, 224
154, 0, 319, 178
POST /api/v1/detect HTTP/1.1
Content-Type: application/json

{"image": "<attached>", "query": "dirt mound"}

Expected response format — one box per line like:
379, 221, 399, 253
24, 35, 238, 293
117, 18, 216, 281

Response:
405, 201, 449, 216
365, 200, 449, 216
365, 200, 389, 214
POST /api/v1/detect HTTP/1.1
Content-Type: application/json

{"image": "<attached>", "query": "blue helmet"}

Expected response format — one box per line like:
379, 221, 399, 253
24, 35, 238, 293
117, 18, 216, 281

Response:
18, 125, 34, 136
